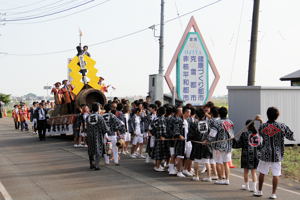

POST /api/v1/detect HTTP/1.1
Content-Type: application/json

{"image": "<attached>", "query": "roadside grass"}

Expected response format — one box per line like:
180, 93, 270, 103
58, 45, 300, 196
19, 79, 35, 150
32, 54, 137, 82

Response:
232, 146, 300, 181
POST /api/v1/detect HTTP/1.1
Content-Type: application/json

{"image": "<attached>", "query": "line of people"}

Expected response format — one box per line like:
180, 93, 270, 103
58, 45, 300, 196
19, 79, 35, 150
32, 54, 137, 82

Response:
82, 98, 294, 199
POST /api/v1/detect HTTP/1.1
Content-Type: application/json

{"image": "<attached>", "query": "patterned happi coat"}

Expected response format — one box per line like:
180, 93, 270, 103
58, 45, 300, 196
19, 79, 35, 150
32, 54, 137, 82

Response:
209, 118, 234, 153
102, 112, 126, 136
173, 116, 186, 157
258, 121, 294, 162
146, 113, 157, 156
86, 113, 109, 157
151, 116, 170, 160
235, 130, 260, 169
188, 119, 212, 160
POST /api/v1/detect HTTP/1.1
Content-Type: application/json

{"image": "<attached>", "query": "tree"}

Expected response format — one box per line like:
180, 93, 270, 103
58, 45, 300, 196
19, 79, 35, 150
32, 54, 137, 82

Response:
0, 93, 11, 104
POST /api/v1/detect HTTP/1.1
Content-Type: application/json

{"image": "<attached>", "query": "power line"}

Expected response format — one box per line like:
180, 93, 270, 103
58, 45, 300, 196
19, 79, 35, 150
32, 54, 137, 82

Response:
7, 0, 83, 17
229, 0, 245, 85
7, 0, 112, 25
2, 0, 95, 22
0, 0, 50, 11
3, 0, 224, 56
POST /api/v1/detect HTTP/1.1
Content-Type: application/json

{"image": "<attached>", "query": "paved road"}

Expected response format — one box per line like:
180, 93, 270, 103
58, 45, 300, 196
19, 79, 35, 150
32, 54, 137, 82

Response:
0, 118, 299, 200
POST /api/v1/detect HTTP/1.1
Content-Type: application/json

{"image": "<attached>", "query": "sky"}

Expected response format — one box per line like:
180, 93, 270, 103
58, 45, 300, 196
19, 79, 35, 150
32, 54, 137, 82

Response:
0, 0, 300, 98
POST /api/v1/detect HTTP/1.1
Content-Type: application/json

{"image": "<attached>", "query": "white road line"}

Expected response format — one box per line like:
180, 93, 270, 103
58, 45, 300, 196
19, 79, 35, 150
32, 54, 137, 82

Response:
231, 173, 300, 196
0, 181, 13, 200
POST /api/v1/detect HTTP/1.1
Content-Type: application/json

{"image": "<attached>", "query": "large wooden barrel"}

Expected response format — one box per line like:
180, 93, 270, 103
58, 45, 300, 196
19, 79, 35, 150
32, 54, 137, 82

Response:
75, 88, 107, 109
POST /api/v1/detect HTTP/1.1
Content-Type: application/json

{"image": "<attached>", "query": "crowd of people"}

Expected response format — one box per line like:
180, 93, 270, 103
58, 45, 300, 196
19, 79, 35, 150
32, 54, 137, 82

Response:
73, 97, 294, 199
10, 95, 295, 199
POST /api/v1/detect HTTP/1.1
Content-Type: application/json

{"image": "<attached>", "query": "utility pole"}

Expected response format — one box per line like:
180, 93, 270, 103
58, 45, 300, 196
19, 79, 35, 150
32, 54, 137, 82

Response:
148, 0, 165, 103
158, 0, 165, 75
247, 0, 260, 86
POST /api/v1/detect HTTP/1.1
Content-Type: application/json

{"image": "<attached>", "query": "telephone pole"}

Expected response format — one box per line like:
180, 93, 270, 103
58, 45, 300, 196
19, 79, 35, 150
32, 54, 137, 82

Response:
148, 0, 165, 103
247, 0, 260, 86
158, 0, 165, 75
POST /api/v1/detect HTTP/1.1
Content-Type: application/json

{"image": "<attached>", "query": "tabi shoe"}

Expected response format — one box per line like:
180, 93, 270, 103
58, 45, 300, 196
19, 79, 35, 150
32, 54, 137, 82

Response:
253, 191, 263, 197
269, 194, 277, 199
177, 172, 186, 178
241, 183, 250, 191
154, 167, 164, 172
182, 170, 193, 177
192, 176, 200, 181
201, 177, 212, 182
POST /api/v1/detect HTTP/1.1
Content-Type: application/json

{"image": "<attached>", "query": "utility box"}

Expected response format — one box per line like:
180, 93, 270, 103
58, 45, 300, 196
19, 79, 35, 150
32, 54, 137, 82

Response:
227, 86, 300, 145
148, 74, 164, 103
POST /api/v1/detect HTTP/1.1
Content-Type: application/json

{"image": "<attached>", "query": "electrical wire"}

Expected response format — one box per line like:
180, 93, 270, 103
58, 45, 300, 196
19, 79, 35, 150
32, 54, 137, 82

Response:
0, 0, 50, 11
7, 0, 84, 17
3, 0, 224, 56
6, 0, 112, 25
228, 0, 245, 85
2, 0, 95, 22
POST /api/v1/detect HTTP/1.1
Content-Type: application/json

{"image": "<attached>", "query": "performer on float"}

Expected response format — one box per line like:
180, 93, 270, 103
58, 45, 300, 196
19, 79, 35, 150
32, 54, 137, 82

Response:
61, 80, 75, 114
98, 77, 110, 93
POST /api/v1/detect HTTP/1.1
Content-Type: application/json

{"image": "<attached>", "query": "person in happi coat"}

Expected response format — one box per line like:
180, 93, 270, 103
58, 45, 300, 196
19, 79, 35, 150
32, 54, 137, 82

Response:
165, 105, 177, 175
129, 108, 146, 158
12, 105, 20, 130
151, 106, 170, 172
19, 103, 29, 131
145, 104, 158, 163
102, 104, 126, 166
234, 119, 262, 193
254, 107, 295, 199
209, 107, 234, 185
189, 108, 213, 182
174, 106, 189, 178
61, 80, 75, 114
86, 103, 108, 170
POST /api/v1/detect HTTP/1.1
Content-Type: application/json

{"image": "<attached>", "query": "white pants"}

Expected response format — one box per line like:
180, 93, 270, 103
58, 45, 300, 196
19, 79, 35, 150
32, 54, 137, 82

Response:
257, 160, 281, 176
185, 141, 192, 159
214, 150, 231, 164
132, 135, 143, 145
124, 132, 131, 142
104, 135, 119, 164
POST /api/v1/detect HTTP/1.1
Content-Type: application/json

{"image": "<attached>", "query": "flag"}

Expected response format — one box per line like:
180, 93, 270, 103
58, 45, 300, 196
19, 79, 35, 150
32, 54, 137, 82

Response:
79, 28, 83, 37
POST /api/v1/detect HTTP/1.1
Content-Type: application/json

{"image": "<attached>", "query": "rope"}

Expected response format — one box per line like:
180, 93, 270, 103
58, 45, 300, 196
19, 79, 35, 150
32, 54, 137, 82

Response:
155, 118, 257, 145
